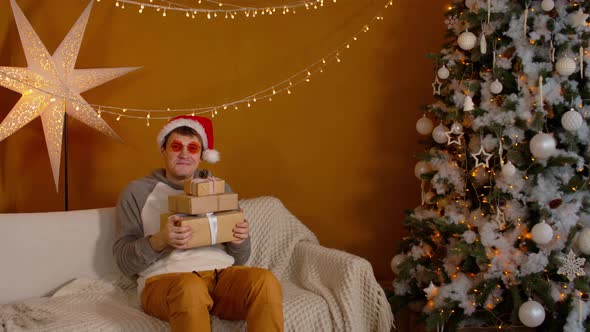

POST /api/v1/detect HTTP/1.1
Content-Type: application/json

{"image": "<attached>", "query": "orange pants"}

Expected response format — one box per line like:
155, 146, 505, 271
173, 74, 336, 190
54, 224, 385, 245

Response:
141, 266, 284, 332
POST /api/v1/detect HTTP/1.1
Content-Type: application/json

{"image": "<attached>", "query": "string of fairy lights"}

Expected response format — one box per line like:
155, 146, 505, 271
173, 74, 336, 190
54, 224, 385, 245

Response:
101, 0, 335, 18
0, 0, 393, 125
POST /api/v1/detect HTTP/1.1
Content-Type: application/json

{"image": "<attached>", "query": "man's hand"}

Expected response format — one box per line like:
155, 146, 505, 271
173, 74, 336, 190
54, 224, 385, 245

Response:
231, 219, 249, 245
149, 215, 193, 251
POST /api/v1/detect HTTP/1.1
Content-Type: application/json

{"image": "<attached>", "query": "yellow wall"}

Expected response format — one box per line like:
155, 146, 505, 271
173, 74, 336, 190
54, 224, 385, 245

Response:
0, 0, 448, 282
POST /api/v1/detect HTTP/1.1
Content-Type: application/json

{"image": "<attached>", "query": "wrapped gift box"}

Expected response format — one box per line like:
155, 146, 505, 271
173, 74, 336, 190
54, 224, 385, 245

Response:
168, 193, 238, 214
160, 210, 243, 248
184, 177, 225, 196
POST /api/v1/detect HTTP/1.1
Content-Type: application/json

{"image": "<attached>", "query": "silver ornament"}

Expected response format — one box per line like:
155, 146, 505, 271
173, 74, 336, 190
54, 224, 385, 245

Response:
541, 0, 554, 11
390, 254, 406, 274
490, 79, 503, 94
556, 56, 576, 76
458, 30, 477, 50
518, 300, 545, 328
502, 161, 517, 177
414, 161, 432, 179
450, 122, 463, 133
561, 109, 583, 132
432, 124, 450, 144
530, 133, 556, 159
416, 117, 434, 135
480, 33, 487, 54
531, 221, 554, 245
437, 65, 450, 80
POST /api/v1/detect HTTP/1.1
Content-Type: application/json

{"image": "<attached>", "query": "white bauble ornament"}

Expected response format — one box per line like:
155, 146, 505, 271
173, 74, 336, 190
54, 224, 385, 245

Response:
390, 254, 406, 274
480, 33, 487, 54
561, 109, 583, 132
530, 133, 556, 159
541, 0, 554, 11
531, 221, 554, 245
437, 65, 450, 80
414, 161, 432, 179
458, 30, 477, 50
464, 96, 475, 111
518, 300, 545, 328
577, 228, 590, 255
451, 122, 463, 133
502, 161, 517, 177
490, 79, 503, 94
432, 124, 450, 144
556, 56, 576, 76
416, 117, 434, 135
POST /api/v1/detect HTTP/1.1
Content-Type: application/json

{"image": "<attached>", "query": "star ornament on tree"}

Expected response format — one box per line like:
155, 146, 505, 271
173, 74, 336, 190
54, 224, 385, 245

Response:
0, 0, 139, 191
423, 281, 438, 300
432, 76, 442, 95
471, 145, 493, 168
557, 250, 586, 282
445, 126, 464, 146
569, 8, 589, 29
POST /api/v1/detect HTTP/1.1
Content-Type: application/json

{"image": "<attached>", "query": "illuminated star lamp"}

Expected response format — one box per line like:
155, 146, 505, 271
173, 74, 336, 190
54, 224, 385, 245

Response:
0, 0, 139, 191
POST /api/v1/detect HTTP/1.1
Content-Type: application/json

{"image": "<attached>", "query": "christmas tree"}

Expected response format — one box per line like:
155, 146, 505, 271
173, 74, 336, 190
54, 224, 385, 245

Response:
391, 1, 590, 331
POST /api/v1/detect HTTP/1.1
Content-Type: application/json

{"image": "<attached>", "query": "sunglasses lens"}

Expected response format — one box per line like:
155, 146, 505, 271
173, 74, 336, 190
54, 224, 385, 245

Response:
170, 142, 182, 152
187, 143, 201, 154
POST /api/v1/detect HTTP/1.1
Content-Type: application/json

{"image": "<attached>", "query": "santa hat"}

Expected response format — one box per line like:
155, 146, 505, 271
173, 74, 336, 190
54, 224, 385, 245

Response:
157, 115, 220, 163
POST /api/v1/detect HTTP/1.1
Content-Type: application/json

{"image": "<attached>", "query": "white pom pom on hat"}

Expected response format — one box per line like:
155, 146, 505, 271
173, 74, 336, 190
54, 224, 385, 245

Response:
157, 115, 220, 163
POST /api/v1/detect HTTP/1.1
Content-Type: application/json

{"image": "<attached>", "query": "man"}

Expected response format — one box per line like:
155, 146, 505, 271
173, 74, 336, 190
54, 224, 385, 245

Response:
113, 115, 284, 331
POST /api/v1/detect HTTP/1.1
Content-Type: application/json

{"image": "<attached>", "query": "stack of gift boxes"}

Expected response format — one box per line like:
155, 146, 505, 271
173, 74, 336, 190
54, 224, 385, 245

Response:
160, 177, 243, 249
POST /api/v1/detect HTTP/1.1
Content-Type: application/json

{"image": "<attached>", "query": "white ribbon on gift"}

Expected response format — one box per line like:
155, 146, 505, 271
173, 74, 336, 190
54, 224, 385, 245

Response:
207, 176, 217, 195
206, 212, 218, 244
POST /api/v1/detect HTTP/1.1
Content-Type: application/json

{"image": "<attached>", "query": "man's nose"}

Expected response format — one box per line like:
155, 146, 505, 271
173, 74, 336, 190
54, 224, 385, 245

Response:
178, 147, 190, 156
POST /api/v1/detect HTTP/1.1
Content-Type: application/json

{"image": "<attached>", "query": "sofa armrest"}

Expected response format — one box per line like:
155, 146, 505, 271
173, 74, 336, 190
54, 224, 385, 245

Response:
290, 241, 393, 332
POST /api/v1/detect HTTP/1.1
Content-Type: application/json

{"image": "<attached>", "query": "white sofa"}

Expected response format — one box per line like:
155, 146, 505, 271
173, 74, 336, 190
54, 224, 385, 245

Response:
0, 196, 393, 331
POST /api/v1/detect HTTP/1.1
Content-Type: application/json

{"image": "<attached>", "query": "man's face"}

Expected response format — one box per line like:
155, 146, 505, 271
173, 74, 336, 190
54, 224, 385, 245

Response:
161, 132, 202, 181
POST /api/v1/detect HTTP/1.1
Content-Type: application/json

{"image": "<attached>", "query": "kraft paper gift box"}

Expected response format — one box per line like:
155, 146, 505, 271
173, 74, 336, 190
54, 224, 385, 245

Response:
184, 177, 225, 196
168, 193, 238, 214
160, 211, 243, 248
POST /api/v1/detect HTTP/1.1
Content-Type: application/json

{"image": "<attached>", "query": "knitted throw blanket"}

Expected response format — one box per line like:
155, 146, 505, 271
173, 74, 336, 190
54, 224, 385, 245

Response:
241, 196, 393, 332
